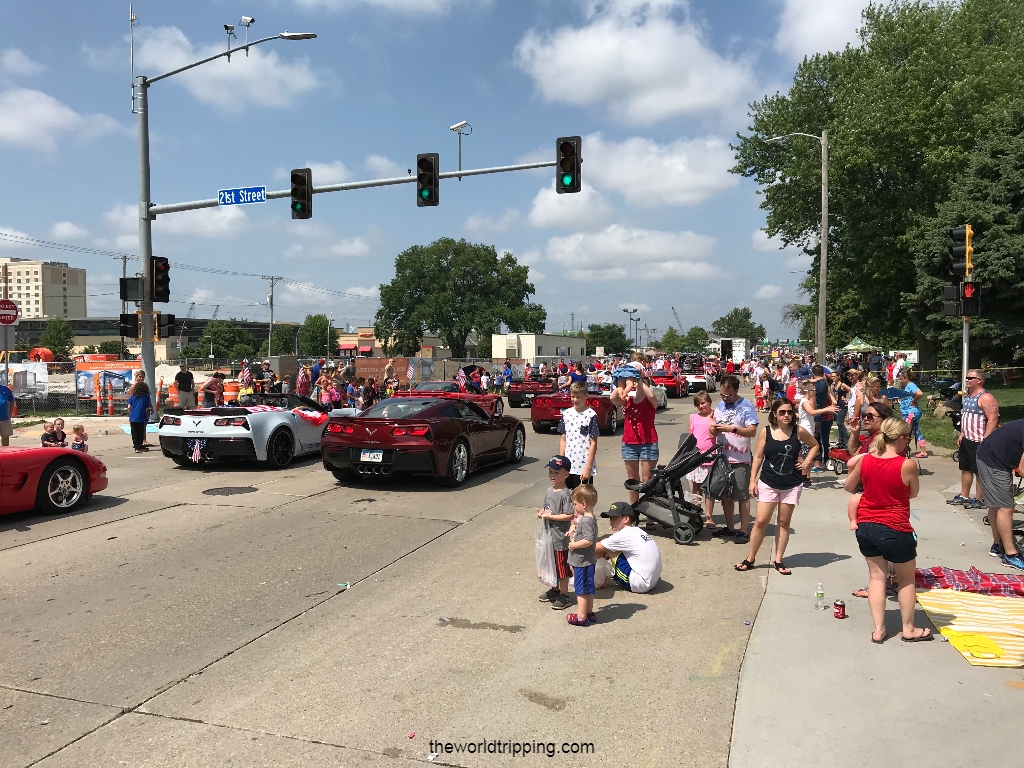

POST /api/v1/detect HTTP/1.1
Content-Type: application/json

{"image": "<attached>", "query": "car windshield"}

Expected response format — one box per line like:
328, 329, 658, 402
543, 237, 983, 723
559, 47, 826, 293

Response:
359, 399, 435, 419
415, 382, 460, 392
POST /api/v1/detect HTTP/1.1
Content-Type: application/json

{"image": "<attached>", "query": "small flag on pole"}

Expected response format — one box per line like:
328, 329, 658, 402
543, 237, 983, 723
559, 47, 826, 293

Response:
456, 368, 467, 386
407, 363, 415, 380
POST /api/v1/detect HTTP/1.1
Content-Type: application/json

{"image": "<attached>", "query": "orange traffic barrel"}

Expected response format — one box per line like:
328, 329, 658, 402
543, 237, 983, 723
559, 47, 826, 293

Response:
168, 382, 179, 406
223, 381, 241, 403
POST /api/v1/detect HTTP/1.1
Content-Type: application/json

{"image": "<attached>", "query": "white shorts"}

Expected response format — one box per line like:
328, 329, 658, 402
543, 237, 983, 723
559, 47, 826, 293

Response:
756, 480, 802, 506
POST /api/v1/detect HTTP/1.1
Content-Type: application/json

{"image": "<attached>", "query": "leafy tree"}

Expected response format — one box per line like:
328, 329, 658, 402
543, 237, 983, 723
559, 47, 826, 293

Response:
231, 343, 256, 361
659, 326, 685, 353
38, 317, 74, 356
710, 308, 766, 349
180, 345, 204, 359
682, 326, 711, 352
81, 345, 97, 354
298, 314, 335, 357
585, 323, 631, 355
192, 320, 256, 359
731, 0, 1024, 357
375, 238, 545, 358
97, 341, 123, 355
257, 329, 294, 358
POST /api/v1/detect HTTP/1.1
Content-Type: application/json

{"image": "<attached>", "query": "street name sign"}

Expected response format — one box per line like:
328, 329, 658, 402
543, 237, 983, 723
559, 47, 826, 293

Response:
218, 186, 266, 206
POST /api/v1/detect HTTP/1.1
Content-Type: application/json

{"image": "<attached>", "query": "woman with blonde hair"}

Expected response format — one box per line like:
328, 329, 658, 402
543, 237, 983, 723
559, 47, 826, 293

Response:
844, 417, 932, 643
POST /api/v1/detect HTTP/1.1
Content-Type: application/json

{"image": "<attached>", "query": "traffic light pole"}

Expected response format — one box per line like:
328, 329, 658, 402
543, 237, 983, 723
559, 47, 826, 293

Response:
817, 130, 828, 361
135, 75, 156, 403
962, 319, 970, 391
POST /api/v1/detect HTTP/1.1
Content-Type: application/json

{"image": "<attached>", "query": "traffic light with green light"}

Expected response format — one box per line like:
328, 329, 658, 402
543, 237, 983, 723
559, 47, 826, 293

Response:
416, 153, 439, 207
556, 136, 582, 194
290, 168, 312, 219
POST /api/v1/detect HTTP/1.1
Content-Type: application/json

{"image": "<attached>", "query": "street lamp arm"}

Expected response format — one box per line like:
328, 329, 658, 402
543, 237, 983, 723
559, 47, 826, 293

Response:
147, 34, 309, 84
766, 132, 823, 144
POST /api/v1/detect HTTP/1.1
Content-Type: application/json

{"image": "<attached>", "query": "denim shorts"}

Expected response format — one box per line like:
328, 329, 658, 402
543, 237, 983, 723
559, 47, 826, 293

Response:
855, 522, 917, 563
621, 442, 659, 462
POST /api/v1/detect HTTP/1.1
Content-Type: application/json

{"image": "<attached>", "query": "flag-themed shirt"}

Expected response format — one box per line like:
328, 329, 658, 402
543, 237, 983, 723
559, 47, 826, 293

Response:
961, 390, 989, 443
557, 406, 600, 476
713, 397, 759, 465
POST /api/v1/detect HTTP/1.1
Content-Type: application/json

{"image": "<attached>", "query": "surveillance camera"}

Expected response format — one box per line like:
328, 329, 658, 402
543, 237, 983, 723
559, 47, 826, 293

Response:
241, 16, 255, 25
224, 24, 235, 33
449, 120, 469, 131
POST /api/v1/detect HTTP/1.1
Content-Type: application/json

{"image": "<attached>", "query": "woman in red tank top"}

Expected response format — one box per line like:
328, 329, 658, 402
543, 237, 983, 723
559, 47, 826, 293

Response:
844, 417, 932, 644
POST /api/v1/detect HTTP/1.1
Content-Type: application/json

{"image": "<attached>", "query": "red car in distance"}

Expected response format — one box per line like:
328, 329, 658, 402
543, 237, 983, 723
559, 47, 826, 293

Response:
506, 375, 556, 408
530, 393, 623, 435
650, 369, 687, 398
0, 446, 108, 515
391, 380, 504, 417
321, 397, 526, 488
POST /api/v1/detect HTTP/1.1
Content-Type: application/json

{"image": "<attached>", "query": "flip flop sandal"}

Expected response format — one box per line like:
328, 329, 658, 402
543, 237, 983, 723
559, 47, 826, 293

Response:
871, 631, 889, 644
901, 628, 934, 642
772, 561, 792, 575
852, 588, 869, 598
734, 560, 755, 572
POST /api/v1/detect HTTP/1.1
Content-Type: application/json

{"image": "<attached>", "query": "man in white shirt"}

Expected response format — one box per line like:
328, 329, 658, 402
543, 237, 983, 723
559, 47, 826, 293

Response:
595, 502, 662, 593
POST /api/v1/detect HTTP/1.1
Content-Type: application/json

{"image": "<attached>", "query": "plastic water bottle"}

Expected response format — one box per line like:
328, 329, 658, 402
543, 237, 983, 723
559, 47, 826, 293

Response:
815, 583, 827, 611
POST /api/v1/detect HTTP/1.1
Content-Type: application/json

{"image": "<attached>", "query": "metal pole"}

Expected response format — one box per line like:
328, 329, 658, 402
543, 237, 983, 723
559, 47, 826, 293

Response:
120, 253, 127, 359
2, 263, 8, 388
136, 76, 156, 405
817, 129, 828, 361
962, 320, 970, 391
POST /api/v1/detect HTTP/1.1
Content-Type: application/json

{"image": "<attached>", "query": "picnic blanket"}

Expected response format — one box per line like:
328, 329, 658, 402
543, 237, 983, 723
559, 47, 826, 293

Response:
915, 589, 1024, 668
915, 566, 1024, 598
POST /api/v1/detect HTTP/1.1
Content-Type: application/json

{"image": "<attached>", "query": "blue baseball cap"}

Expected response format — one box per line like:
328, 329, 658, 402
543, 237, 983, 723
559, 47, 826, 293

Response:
547, 455, 571, 472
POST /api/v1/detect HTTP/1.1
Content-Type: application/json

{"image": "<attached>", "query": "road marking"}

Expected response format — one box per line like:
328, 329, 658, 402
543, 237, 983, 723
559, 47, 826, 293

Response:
708, 640, 739, 676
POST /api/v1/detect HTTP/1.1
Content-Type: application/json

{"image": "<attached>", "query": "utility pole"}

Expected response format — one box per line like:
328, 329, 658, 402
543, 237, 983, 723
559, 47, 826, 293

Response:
114, 253, 129, 359
262, 275, 282, 357
818, 129, 829, 361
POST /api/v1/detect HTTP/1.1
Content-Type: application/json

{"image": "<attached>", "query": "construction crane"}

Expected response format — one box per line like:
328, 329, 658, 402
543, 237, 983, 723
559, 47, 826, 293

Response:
671, 306, 683, 330
177, 302, 196, 351
211, 305, 220, 320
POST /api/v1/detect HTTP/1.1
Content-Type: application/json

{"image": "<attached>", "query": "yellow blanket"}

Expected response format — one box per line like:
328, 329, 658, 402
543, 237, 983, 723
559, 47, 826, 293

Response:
916, 589, 1024, 668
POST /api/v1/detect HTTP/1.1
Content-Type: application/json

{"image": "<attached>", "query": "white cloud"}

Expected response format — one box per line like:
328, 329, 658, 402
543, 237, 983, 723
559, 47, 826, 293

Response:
775, 0, 868, 60
364, 154, 406, 178
331, 237, 370, 257
2, 49, 45, 75
0, 88, 121, 151
292, 0, 488, 12
514, 0, 753, 124
528, 183, 613, 231
546, 224, 720, 282
104, 202, 248, 241
464, 208, 521, 233
619, 302, 652, 313
787, 254, 813, 270
0, 225, 32, 248
49, 221, 88, 240
282, 235, 370, 259
752, 229, 811, 271
752, 229, 788, 252
754, 284, 783, 300
345, 285, 381, 299
133, 26, 318, 111
586, 133, 737, 207
307, 161, 352, 185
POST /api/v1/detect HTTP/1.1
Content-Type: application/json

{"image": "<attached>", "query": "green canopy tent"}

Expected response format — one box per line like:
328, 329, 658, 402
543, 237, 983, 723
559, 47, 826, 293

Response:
839, 337, 880, 353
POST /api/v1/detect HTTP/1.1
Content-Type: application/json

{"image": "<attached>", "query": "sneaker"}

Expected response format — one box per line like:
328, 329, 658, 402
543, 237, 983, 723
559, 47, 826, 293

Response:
539, 587, 559, 602
990, 543, 1004, 558
811, 467, 824, 473
967, 498, 987, 510
712, 527, 736, 538
946, 495, 968, 506
550, 593, 572, 610
1000, 552, 1024, 571
734, 531, 750, 544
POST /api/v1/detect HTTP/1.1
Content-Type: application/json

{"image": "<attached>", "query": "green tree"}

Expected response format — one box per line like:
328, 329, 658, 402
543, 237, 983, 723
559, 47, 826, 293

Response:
298, 314, 335, 357
193, 320, 257, 359
682, 326, 711, 352
180, 345, 204, 359
375, 238, 545, 358
38, 317, 74, 356
585, 323, 631, 355
710, 308, 766, 349
257, 328, 293, 358
81, 345, 98, 354
659, 326, 685, 353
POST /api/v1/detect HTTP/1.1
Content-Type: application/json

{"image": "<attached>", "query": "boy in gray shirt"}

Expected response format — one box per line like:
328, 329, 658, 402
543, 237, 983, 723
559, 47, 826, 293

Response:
567, 484, 599, 626
537, 455, 574, 609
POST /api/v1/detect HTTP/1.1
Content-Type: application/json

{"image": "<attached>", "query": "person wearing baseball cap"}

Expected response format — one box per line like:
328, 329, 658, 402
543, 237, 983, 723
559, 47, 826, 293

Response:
595, 501, 662, 593
537, 455, 575, 609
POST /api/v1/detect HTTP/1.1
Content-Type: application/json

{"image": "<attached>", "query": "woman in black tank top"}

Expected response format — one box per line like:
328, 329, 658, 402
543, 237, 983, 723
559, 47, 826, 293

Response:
736, 397, 819, 574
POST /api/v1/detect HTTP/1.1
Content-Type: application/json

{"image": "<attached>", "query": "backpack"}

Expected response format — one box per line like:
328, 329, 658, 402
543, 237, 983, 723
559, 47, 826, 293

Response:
702, 453, 735, 500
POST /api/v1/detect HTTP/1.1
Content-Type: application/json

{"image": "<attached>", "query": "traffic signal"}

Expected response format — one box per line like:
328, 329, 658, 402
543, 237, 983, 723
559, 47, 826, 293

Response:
556, 136, 582, 194
151, 257, 170, 303
948, 224, 974, 275
119, 313, 140, 339
960, 282, 981, 316
941, 285, 961, 317
119, 276, 144, 302
416, 153, 439, 207
156, 313, 176, 340
290, 167, 312, 219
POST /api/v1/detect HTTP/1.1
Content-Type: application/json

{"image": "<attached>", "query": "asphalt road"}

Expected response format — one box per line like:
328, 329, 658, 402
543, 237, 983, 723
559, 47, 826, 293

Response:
1, 395, 764, 767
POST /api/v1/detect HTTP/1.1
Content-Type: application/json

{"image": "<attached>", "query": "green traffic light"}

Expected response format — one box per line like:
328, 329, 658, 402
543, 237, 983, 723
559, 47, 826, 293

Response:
561, 174, 573, 186
420, 188, 431, 200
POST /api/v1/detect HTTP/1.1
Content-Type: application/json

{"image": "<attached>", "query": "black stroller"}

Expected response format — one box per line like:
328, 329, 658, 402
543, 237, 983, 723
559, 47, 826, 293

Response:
623, 433, 721, 545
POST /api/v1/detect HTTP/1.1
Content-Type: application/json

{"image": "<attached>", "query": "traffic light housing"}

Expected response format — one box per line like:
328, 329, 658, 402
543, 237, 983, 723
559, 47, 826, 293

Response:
119, 313, 140, 339
556, 136, 582, 194
156, 313, 176, 340
416, 153, 439, 207
960, 282, 981, 317
941, 285, 961, 317
151, 257, 170, 303
290, 167, 312, 219
948, 224, 974, 275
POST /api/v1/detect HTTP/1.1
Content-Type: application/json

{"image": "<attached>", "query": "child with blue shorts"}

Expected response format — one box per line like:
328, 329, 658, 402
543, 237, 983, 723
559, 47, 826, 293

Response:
566, 484, 599, 626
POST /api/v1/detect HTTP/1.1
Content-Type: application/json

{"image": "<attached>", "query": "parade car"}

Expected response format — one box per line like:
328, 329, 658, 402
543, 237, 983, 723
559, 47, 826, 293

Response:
321, 397, 526, 487
158, 393, 353, 469
391, 380, 504, 417
506, 375, 557, 408
686, 370, 718, 393
0, 446, 108, 516
530, 392, 625, 435
650, 369, 687, 398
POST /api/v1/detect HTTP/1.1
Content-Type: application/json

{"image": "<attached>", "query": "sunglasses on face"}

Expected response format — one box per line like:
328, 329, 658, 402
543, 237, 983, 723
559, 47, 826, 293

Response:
862, 413, 879, 421
966, 376, 980, 381
776, 409, 794, 415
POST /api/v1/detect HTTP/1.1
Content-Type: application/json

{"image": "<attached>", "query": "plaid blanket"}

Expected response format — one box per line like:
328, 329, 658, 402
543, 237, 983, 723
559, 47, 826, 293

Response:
916, 566, 1024, 597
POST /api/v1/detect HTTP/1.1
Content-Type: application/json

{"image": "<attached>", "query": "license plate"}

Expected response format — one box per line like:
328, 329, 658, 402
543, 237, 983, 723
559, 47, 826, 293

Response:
360, 450, 383, 463
525, 393, 535, 400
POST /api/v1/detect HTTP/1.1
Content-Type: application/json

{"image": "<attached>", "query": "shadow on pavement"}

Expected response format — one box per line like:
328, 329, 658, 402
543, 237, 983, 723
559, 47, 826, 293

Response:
332, 456, 540, 493
595, 602, 648, 623
780, 551, 851, 568
0, 495, 129, 533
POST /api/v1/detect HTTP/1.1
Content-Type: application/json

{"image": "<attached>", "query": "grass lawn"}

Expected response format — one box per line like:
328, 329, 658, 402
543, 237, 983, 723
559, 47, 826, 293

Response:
920, 384, 1024, 451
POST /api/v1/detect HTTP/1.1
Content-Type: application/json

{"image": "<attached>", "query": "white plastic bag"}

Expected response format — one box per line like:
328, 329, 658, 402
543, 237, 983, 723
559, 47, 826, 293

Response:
594, 557, 610, 590
535, 518, 557, 588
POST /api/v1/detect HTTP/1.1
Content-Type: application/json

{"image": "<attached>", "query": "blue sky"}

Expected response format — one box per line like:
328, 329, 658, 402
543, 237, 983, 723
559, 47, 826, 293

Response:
0, 0, 871, 340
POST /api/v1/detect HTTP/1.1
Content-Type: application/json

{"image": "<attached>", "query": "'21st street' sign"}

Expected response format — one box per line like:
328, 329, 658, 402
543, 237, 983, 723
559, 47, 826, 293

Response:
218, 186, 266, 206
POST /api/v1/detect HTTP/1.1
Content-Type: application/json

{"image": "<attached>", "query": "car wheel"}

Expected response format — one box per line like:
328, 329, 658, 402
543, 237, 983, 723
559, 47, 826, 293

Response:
493, 398, 504, 417
509, 400, 521, 408
170, 455, 191, 467
444, 440, 470, 487
509, 426, 526, 464
36, 459, 87, 515
602, 409, 618, 436
267, 428, 295, 469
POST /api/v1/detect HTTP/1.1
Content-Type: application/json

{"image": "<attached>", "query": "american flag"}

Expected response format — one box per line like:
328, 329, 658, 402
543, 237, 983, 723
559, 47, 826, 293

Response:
188, 438, 207, 463
456, 368, 467, 386
239, 364, 253, 387
407, 363, 415, 381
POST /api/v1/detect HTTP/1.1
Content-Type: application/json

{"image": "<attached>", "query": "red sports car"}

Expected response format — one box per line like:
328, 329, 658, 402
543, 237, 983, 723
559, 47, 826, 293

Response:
650, 370, 686, 397
530, 393, 623, 436
391, 380, 504, 417
321, 397, 526, 487
506, 375, 556, 408
0, 446, 108, 516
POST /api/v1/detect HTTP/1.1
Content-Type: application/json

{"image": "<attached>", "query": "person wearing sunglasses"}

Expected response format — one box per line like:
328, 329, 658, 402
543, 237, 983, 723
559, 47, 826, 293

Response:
735, 398, 819, 574
948, 370, 999, 509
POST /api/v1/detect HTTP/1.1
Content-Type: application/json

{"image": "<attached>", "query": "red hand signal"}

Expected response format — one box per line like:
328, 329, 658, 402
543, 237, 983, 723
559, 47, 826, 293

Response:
964, 284, 976, 298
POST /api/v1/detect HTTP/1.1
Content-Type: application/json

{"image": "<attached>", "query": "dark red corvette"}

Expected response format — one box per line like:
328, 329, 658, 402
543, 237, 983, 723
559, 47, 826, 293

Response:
321, 397, 526, 487
0, 446, 108, 516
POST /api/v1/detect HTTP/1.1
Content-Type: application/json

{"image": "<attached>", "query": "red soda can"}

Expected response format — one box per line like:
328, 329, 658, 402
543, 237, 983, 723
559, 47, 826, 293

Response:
834, 599, 846, 619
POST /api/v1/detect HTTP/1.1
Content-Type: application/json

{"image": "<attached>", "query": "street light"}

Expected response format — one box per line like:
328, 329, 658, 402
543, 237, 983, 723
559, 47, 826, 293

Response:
132, 17, 316, 396
766, 130, 828, 360
622, 308, 638, 349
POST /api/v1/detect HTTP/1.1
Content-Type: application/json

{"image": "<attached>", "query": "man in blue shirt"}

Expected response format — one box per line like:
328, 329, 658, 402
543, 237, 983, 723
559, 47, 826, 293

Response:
976, 419, 1024, 570
311, 359, 323, 387
0, 382, 14, 446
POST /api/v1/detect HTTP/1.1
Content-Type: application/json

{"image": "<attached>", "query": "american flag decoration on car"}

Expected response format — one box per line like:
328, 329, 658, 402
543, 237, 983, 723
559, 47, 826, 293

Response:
187, 438, 207, 463
406, 363, 415, 381
456, 368, 467, 386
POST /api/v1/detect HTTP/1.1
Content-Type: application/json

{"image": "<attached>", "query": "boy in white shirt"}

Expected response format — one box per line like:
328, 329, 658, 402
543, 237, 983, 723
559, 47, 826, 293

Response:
557, 382, 599, 489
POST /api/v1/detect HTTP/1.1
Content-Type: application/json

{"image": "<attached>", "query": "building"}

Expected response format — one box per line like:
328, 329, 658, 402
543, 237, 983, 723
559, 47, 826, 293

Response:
0, 257, 87, 319
333, 327, 481, 359
494, 333, 588, 363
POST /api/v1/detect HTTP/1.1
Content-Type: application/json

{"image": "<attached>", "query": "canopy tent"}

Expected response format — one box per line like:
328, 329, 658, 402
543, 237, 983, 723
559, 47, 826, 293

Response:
839, 337, 881, 352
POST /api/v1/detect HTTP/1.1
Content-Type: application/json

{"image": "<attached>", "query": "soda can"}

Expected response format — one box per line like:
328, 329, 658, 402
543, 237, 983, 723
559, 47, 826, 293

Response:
834, 599, 846, 619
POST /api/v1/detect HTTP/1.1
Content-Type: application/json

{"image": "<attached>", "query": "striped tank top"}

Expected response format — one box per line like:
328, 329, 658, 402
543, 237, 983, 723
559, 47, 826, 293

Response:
961, 390, 988, 443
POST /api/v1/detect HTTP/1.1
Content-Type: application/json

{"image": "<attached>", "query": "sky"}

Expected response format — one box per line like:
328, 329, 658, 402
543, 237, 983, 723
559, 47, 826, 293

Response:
0, 0, 873, 341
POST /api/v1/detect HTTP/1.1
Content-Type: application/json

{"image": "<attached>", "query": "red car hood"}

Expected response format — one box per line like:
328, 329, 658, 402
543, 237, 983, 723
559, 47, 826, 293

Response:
0, 445, 107, 469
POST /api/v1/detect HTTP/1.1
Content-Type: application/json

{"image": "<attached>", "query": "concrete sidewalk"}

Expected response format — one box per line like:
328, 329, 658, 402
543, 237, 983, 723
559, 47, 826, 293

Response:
730, 457, 1024, 767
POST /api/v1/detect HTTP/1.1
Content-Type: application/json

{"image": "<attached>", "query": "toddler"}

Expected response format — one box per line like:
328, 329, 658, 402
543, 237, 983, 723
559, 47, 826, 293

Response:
566, 484, 599, 626
71, 424, 89, 453
41, 422, 61, 446
52, 418, 68, 447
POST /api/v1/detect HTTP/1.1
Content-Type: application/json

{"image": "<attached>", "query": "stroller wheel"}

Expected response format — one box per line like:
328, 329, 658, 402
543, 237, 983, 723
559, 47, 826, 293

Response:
672, 523, 695, 545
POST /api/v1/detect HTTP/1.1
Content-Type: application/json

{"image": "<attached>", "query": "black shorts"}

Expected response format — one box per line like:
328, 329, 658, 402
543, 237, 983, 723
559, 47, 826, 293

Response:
958, 438, 980, 474
855, 522, 917, 563
566, 474, 594, 489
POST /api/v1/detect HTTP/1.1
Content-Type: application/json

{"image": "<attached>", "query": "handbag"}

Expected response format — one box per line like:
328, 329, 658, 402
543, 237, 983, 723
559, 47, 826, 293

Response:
702, 453, 735, 500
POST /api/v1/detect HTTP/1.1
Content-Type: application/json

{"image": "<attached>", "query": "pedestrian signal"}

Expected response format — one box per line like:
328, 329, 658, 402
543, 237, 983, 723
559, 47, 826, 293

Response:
960, 282, 981, 317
